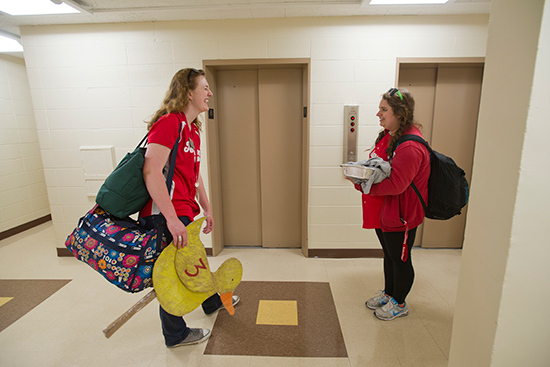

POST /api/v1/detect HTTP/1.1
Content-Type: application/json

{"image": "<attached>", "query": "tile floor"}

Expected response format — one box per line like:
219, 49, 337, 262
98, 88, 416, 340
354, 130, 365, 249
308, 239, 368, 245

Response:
0, 222, 461, 367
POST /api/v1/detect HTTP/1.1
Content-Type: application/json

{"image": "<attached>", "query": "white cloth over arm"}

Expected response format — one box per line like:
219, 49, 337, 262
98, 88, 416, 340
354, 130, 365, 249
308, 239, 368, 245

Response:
352, 157, 391, 194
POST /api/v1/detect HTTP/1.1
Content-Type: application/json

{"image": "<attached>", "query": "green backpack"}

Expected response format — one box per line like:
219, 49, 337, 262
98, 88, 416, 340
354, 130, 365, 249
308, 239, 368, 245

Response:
96, 134, 178, 218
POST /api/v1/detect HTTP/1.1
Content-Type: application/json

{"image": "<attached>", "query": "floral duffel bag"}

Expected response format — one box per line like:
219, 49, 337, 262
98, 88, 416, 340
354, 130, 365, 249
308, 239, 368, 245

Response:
64, 205, 167, 293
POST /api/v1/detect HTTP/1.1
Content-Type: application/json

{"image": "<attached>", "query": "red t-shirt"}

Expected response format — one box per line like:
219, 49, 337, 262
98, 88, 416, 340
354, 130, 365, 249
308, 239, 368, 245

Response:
140, 112, 201, 220
358, 132, 391, 229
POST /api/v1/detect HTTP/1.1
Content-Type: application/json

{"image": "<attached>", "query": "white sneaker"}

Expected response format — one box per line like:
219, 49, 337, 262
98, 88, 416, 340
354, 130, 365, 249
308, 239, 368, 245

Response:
365, 290, 390, 310
374, 297, 408, 321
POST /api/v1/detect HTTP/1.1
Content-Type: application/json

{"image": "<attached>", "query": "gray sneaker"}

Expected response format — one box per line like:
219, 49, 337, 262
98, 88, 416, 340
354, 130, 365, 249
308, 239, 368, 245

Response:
366, 290, 390, 310
374, 297, 408, 321
217, 295, 240, 312
167, 328, 211, 347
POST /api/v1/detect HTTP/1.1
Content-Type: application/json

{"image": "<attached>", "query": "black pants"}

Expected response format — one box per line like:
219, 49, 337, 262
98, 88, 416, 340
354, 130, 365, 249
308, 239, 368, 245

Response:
158, 215, 222, 346
375, 227, 417, 304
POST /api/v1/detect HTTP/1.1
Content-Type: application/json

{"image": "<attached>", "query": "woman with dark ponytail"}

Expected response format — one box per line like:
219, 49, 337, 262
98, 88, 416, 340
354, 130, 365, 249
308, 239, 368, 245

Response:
352, 88, 430, 321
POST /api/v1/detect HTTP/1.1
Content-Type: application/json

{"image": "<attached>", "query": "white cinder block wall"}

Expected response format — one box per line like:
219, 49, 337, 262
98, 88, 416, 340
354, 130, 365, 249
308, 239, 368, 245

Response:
20, 15, 488, 250
0, 55, 50, 232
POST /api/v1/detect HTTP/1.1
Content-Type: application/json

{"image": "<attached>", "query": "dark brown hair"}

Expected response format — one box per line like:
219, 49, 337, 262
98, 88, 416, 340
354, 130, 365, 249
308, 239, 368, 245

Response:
374, 88, 422, 157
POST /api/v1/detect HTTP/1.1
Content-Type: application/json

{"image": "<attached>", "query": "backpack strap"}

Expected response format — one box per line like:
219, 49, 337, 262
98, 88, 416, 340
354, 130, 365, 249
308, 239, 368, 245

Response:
137, 134, 148, 149
164, 116, 182, 194
165, 136, 179, 193
410, 182, 427, 214
392, 134, 431, 214
393, 134, 432, 155
143, 116, 181, 194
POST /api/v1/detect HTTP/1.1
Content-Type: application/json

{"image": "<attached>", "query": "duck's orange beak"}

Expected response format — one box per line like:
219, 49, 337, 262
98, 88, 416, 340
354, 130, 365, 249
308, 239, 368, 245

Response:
220, 292, 235, 315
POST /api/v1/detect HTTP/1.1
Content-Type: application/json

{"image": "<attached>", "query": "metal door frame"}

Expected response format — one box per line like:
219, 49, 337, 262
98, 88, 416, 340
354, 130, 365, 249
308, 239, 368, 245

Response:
203, 58, 310, 256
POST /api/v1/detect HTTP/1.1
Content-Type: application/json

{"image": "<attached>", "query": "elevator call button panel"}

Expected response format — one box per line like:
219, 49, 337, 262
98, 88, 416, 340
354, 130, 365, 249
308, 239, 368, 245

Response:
344, 105, 358, 163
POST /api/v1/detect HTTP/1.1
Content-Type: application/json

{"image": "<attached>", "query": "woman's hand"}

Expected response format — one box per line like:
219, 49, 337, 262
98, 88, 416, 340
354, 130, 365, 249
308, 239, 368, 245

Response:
203, 214, 214, 234
167, 217, 188, 249
196, 175, 214, 235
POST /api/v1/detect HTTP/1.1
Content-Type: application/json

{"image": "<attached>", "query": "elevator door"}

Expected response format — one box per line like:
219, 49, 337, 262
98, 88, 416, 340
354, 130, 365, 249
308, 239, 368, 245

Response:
399, 64, 483, 248
217, 68, 303, 248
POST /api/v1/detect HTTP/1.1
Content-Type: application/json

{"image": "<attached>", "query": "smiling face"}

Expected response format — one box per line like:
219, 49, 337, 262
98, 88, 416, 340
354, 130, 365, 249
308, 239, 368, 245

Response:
376, 98, 402, 133
188, 75, 213, 114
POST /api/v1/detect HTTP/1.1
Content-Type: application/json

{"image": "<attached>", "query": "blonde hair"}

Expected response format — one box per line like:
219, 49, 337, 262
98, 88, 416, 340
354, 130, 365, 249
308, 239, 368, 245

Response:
146, 68, 205, 131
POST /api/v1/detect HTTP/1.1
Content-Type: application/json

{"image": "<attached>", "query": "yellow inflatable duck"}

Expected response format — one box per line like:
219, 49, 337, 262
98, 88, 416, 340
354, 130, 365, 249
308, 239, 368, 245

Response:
153, 217, 243, 317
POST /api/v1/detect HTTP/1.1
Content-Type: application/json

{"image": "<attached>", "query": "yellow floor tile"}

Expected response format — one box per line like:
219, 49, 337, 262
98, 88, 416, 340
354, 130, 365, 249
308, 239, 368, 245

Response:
256, 300, 298, 325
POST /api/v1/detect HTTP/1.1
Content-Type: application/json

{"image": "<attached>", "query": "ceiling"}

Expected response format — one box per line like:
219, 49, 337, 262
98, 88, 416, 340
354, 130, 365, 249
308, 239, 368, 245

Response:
0, 0, 491, 38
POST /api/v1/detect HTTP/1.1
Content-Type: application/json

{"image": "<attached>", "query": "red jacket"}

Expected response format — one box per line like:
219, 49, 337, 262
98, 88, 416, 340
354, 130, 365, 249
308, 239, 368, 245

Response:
369, 128, 430, 232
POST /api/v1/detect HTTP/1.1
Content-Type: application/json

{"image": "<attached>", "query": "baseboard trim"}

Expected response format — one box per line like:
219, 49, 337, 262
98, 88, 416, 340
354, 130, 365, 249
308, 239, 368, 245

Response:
58, 246, 381, 258
307, 248, 384, 258
57, 247, 73, 257
0, 215, 52, 241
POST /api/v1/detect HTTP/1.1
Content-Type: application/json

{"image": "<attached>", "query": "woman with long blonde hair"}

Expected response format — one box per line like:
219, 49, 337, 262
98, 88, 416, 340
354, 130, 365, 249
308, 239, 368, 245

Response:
141, 68, 238, 347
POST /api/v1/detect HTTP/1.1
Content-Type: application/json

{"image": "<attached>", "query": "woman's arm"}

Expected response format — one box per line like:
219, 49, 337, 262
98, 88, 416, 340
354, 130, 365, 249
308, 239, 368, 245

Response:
369, 143, 423, 197
143, 143, 188, 249
196, 174, 214, 234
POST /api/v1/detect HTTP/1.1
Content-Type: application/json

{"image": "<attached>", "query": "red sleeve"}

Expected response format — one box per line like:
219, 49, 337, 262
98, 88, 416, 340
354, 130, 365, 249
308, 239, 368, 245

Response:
369, 142, 424, 196
147, 114, 181, 149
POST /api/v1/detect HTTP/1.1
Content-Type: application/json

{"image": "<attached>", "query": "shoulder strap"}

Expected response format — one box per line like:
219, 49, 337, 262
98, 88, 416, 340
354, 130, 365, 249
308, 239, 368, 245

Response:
165, 138, 178, 193
137, 134, 148, 149
392, 134, 430, 214
142, 116, 181, 194
393, 134, 432, 155
410, 182, 427, 213
164, 116, 182, 193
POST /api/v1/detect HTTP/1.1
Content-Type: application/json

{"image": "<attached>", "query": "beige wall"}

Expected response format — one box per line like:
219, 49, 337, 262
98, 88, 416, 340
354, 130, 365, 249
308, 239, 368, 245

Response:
0, 54, 50, 232
19, 15, 489, 250
7, 6, 550, 364
449, 0, 550, 366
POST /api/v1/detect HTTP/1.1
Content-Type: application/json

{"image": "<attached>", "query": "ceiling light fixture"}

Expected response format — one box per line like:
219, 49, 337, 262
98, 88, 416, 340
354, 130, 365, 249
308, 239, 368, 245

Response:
370, 0, 449, 4
0, 0, 80, 16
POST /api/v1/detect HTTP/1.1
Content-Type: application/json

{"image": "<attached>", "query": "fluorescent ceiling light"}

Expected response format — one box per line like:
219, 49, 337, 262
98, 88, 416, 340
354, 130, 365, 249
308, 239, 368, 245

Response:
370, 0, 449, 4
0, 0, 80, 16
0, 35, 23, 52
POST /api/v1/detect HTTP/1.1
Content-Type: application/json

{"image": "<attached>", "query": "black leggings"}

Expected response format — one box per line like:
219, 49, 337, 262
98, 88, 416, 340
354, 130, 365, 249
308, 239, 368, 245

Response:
375, 227, 417, 304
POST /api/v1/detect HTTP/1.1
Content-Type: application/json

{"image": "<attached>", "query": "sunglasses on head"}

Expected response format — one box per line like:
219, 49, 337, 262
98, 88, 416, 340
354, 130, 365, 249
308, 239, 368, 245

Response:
187, 68, 199, 83
388, 88, 403, 101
